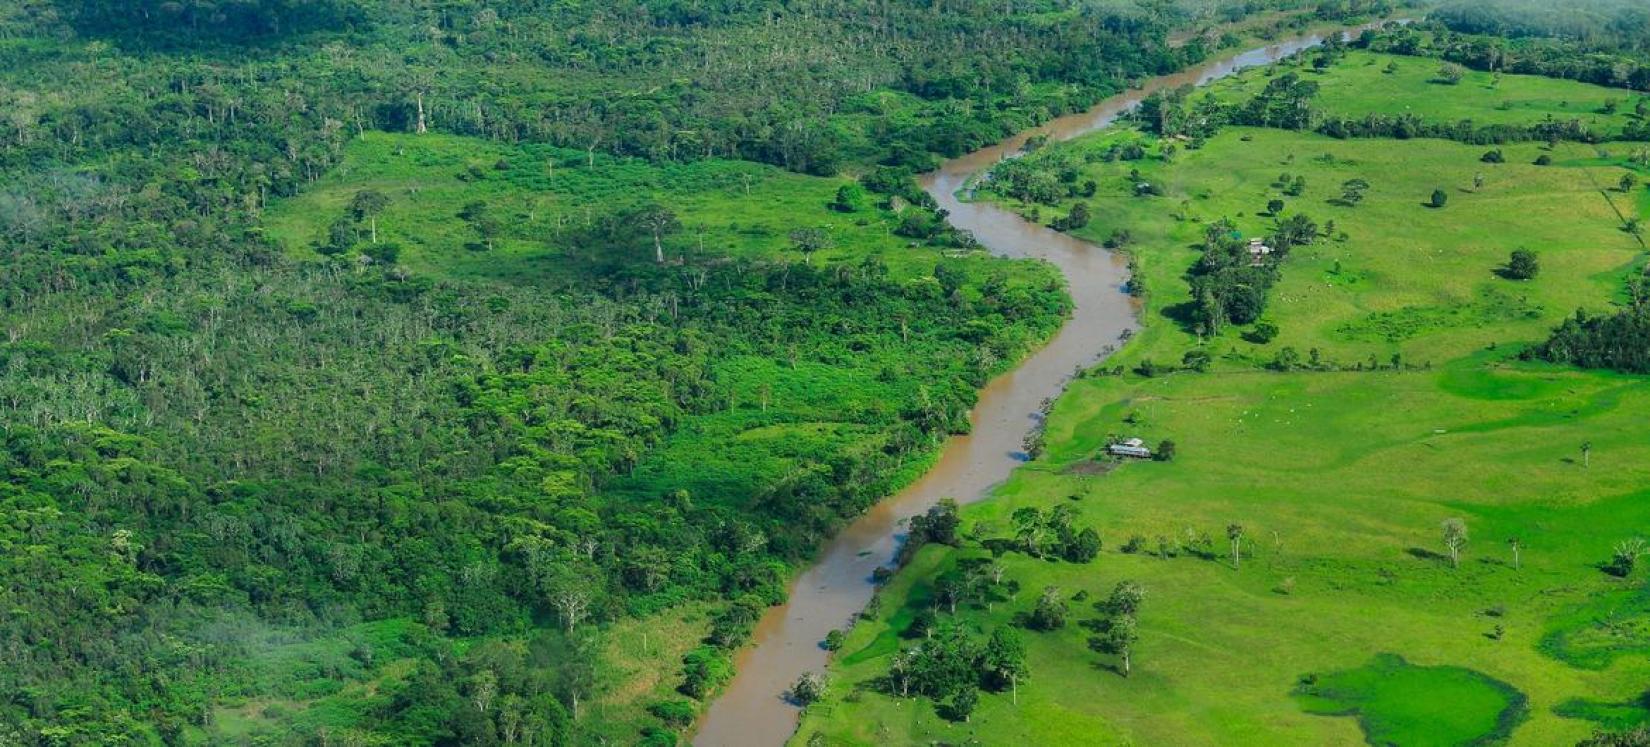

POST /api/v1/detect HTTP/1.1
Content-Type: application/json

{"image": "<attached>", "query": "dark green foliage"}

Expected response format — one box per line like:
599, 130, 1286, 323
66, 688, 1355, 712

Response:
1245, 321, 1281, 344
1028, 587, 1069, 631
1190, 219, 1286, 334
0, 249, 1064, 740
1431, 188, 1451, 208
1582, 726, 1650, 747
1530, 307, 1650, 373
1052, 202, 1092, 232
1505, 249, 1541, 279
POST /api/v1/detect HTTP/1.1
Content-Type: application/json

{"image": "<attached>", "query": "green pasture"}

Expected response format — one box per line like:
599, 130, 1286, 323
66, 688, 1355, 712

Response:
1208, 50, 1646, 138
799, 54, 1650, 747
265, 131, 971, 284
1010, 129, 1642, 371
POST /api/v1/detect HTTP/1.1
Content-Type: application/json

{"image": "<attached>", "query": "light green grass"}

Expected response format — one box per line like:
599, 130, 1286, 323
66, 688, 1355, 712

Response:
1208, 50, 1646, 138
800, 59, 1650, 747
1006, 129, 1642, 371
265, 132, 967, 284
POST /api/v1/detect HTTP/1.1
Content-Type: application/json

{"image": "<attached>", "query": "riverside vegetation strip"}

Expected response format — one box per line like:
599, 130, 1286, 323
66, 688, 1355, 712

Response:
797, 24, 1650, 747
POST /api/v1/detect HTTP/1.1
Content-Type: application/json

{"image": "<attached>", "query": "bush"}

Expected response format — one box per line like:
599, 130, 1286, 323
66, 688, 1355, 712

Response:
789, 672, 827, 705
648, 699, 697, 728
1505, 249, 1540, 280
1430, 188, 1449, 208
1243, 321, 1279, 344
1480, 149, 1505, 164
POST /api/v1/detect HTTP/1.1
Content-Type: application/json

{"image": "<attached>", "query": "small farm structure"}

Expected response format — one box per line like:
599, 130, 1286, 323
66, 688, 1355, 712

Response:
1108, 437, 1153, 459
1247, 238, 1274, 266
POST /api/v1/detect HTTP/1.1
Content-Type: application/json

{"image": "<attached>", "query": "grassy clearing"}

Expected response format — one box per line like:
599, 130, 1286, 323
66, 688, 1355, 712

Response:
265, 132, 972, 284
799, 57, 1650, 747
1208, 50, 1647, 137
1015, 128, 1642, 371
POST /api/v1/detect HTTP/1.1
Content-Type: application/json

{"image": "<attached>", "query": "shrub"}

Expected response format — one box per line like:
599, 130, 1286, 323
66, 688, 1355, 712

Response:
1244, 321, 1279, 344
1505, 249, 1540, 280
649, 699, 697, 728
789, 672, 827, 705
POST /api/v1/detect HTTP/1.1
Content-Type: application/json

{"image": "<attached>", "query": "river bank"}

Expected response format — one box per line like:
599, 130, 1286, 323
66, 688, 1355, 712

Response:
691, 19, 1402, 746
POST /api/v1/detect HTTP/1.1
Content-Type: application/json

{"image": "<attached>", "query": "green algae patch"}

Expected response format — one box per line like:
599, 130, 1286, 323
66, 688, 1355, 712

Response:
1539, 587, 1650, 671
1294, 653, 1528, 746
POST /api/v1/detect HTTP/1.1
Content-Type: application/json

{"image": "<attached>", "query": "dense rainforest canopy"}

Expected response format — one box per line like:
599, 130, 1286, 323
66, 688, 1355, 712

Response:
0, 0, 1343, 743
32, 0, 1637, 744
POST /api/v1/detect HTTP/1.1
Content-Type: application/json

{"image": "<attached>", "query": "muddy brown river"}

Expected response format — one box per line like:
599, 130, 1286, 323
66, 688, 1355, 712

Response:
692, 22, 1399, 746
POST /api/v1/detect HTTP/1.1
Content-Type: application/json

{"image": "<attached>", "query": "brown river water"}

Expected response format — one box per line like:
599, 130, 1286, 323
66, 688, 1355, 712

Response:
692, 22, 1398, 746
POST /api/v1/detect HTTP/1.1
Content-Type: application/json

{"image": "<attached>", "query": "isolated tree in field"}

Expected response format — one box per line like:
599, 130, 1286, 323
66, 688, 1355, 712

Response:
1607, 538, 1645, 577
1623, 173, 1640, 193
1473, 173, 1485, 192
1505, 249, 1540, 280
1582, 441, 1593, 468
1430, 189, 1449, 209
638, 204, 681, 264
1437, 63, 1466, 85
1441, 518, 1469, 568
349, 189, 389, 243
1267, 199, 1285, 216
1091, 614, 1140, 677
788, 227, 833, 265
1507, 536, 1523, 571
1339, 178, 1369, 206
1227, 523, 1245, 570
983, 627, 1029, 704
831, 183, 864, 213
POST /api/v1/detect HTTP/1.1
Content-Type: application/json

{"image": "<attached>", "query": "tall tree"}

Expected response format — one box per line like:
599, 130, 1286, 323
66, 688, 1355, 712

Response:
1442, 518, 1469, 569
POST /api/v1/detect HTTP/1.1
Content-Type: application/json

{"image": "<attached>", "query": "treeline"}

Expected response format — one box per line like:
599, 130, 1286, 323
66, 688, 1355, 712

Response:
1137, 46, 1638, 147
1430, 0, 1650, 52
1529, 307, 1650, 373
1383, 16, 1650, 91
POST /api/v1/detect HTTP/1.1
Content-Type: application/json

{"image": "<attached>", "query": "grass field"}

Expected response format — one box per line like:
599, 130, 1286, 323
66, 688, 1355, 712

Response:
265, 132, 980, 284
797, 52, 1650, 747
1208, 50, 1647, 138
